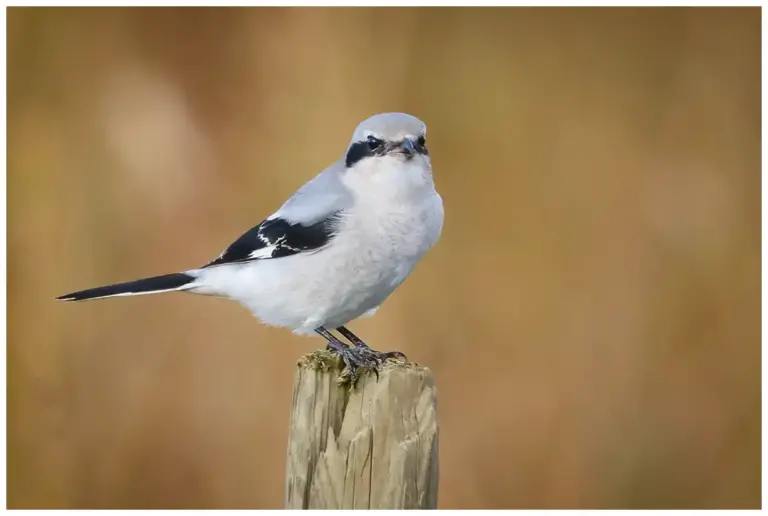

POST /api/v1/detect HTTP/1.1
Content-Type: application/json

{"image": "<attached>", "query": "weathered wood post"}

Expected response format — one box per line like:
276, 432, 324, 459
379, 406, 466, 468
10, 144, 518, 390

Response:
285, 350, 439, 509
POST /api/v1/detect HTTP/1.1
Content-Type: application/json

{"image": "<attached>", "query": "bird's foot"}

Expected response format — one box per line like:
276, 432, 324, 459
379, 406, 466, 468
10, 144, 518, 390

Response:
328, 341, 407, 361
356, 345, 408, 363
326, 343, 405, 384
356, 345, 408, 368
335, 344, 381, 383
318, 327, 406, 384
336, 325, 408, 361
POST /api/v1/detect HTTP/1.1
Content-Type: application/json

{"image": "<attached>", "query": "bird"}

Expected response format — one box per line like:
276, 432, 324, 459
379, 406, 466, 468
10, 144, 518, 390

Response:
57, 112, 444, 379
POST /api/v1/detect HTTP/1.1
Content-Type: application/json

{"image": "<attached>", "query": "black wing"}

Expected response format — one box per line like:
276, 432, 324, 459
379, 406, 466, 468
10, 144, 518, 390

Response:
202, 213, 341, 268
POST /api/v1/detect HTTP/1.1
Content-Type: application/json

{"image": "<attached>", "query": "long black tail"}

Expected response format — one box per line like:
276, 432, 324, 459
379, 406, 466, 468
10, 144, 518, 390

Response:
56, 273, 196, 302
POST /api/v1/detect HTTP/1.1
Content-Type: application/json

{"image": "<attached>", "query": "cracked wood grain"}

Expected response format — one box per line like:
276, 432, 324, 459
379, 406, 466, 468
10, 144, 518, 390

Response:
285, 351, 439, 509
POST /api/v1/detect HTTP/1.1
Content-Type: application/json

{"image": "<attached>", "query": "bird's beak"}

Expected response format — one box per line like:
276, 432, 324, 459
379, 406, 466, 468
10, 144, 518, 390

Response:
388, 138, 416, 158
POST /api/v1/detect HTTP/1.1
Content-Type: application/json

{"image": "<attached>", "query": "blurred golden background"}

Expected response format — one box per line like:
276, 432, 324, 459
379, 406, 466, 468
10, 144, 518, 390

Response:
8, 7, 760, 509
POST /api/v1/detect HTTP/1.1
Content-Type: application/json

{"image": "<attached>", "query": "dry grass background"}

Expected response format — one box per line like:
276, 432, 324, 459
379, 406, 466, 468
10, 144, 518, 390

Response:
7, 7, 760, 509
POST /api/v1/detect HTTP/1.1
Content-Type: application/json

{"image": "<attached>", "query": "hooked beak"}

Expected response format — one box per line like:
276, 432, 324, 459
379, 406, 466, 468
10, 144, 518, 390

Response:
387, 138, 416, 158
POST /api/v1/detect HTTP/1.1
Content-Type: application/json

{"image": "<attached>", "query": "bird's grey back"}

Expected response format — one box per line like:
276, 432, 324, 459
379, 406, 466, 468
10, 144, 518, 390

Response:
273, 161, 352, 225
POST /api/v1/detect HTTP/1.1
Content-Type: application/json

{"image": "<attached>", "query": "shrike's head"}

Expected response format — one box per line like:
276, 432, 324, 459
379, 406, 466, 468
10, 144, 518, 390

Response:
342, 113, 432, 196
345, 112, 428, 167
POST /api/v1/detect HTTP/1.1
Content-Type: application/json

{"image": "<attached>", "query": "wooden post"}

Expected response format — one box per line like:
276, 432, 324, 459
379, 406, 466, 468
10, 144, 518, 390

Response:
285, 350, 439, 509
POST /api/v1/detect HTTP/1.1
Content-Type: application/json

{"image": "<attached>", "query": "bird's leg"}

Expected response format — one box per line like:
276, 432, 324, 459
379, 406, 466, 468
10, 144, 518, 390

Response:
315, 327, 379, 381
315, 327, 348, 352
336, 326, 369, 347
337, 325, 407, 360
316, 327, 349, 353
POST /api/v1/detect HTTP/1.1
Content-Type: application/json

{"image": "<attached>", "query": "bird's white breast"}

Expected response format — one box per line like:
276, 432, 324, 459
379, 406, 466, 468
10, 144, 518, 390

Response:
202, 187, 443, 334
196, 155, 443, 335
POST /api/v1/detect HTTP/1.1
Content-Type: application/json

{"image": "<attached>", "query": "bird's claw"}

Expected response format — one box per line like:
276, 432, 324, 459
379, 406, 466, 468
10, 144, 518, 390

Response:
331, 344, 406, 384
335, 346, 377, 383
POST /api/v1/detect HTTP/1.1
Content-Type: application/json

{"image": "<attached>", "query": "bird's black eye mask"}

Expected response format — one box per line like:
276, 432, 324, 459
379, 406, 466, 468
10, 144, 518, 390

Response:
345, 134, 428, 168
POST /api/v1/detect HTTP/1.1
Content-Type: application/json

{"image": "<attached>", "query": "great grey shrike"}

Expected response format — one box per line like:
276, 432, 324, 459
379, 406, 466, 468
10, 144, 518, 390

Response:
58, 112, 444, 378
